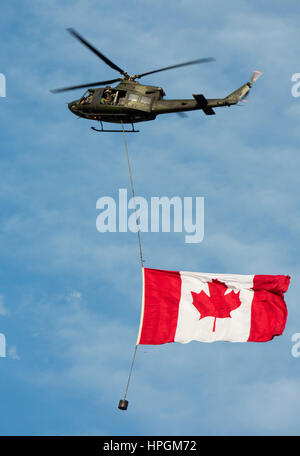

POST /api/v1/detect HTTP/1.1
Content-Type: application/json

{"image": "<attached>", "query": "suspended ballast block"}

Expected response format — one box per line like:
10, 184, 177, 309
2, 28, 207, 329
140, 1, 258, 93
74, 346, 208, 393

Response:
118, 399, 128, 411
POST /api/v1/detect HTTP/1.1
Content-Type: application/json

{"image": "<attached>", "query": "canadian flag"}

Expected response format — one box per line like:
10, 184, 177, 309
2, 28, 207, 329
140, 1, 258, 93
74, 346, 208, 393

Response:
137, 268, 290, 345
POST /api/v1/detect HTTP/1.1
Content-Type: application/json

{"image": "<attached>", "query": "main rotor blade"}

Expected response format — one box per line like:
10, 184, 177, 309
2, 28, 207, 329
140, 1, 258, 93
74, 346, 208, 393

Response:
67, 28, 126, 76
176, 112, 188, 118
135, 57, 215, 79
50, 78, 122, 93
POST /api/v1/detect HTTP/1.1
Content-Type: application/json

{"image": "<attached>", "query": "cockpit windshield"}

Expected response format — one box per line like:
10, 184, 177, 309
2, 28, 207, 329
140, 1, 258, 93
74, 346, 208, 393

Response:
79, 89, 94, 105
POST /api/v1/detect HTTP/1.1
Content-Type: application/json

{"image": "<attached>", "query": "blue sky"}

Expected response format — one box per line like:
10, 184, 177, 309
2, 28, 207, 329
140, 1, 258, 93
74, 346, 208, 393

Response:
0, 0, 300, 436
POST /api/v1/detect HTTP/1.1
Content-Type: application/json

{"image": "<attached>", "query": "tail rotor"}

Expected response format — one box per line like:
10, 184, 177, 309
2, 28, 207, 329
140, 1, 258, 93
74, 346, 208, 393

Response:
239, 70, 262, 103
250, 70, 262, 86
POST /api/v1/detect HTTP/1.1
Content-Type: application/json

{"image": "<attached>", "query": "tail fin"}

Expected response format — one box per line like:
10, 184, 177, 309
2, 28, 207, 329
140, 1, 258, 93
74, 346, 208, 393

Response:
225, 70, 262, 105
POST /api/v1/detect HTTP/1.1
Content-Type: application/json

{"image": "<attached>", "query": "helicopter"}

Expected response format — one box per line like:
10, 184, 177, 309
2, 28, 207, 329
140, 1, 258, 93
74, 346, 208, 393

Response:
51, 28, 262, 133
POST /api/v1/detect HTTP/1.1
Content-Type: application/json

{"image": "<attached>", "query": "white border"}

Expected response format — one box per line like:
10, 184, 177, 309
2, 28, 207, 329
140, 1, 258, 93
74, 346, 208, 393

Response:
136, 267, 146, 344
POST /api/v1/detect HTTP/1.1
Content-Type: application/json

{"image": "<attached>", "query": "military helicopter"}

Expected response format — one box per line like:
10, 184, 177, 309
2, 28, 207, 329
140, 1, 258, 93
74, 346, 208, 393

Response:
51, 28, 262, 133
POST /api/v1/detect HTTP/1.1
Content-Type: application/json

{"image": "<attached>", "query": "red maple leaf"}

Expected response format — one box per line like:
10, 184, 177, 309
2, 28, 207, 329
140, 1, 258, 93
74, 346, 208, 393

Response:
191, 279, 241, 332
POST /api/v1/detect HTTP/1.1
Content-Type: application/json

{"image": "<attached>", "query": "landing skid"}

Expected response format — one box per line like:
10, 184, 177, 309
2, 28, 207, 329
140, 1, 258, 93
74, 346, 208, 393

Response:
91, 120, 140, 133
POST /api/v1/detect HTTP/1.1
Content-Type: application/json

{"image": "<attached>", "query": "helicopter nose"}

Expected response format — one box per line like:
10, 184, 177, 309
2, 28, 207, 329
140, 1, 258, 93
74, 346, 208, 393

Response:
68, 101, 78, 113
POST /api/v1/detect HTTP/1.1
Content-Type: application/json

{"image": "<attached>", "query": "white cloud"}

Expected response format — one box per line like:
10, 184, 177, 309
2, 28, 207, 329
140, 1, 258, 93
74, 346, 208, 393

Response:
21, 287, 297, 435
0, 295, 9, 316
0, 0, 299, 436
231, 379, 300, 435
8, 345, 21, 360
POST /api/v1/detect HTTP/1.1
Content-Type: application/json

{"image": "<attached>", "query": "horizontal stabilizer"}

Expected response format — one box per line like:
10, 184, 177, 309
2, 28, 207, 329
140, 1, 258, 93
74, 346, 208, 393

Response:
193, 94, 215, 115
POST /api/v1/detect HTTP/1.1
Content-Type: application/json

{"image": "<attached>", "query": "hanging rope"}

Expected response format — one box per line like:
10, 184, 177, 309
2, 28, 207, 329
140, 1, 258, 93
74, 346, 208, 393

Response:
121, 121, 144, 268
123, 344, 138, 400
118, 121, 144, 411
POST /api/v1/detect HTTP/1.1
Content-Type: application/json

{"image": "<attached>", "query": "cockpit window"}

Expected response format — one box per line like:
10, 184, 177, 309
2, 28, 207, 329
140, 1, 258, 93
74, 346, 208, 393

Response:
101, 87, 116, 105
128, 93, 139, 103
80, 89, 94, 104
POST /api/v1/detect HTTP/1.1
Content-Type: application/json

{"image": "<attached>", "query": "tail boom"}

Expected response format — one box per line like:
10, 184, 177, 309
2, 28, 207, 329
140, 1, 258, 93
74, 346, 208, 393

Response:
193, 70, 262, 114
